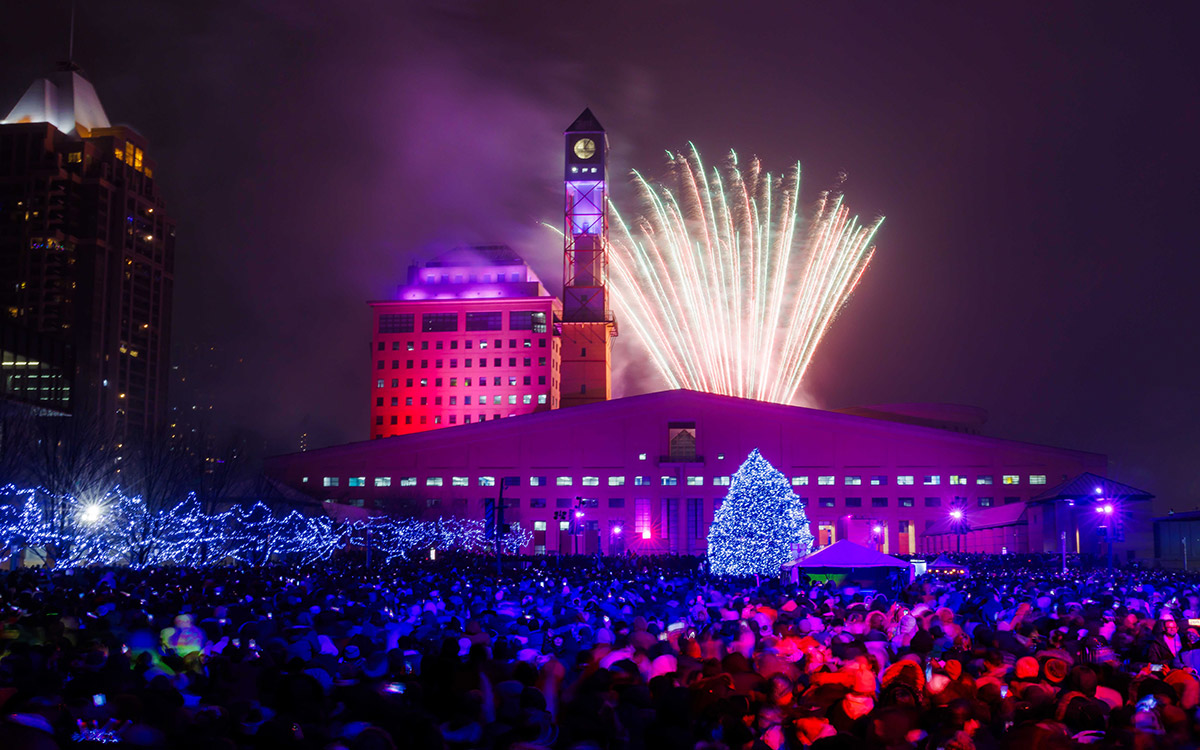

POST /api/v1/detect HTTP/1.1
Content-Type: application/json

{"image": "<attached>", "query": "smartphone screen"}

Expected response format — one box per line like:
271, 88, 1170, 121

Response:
93, 694, 106, 707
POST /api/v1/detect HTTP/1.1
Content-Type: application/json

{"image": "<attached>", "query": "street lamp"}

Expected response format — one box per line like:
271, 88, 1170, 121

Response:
949, 507, 966, 553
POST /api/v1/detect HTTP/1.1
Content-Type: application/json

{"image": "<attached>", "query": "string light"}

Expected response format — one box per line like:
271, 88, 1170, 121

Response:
706, 449, 814, 576
0, 485, 533, 567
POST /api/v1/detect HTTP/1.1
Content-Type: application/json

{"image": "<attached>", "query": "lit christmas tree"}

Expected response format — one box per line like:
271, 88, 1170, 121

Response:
707, 448, 814, 576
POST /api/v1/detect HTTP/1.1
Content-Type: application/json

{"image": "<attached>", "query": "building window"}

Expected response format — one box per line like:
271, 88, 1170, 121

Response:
845, 497, 862, 507
900, 497, 914, 507
530, 476, 547, 486
950, 475, 968, 485
531, 498, 546, 508
1030, 474, 1047, 485
479, 476, 496, 487
635, 498, 651, 537
323, 477, 339, 487
556, 477, 572, 486
1004, 496, 1021, 505
713, 476, 730, 486
608, 497, 625, 508
608, 476, 625, 486
687, 476, 703, 486
509, 311, 548, 333
818, 476, 835, 486
452, 477, 469, 486
426, 477, 443, 486
923, 475, 940, 485
979, 497, 994, 507
400, 477, 417, 486
376, 379, 385, 388
870, 475, 887, 486
582, 476, 599, 486
421, 312, 458, 332
634, 476, 651, 486
1002, 474, 1020, 485
845, 476, 862, 486
977, 475, 994, 485
379, 313, 414, 333
872, 497, 888, 508
924, 496, 941, 507
556, 498, 571, 508
465, 311, 503, 331
661, 476, 678, 486
898, 475, 914, 485
792, 476, 809, 486
819, 497, 836, 508
348, 477, 365, 487
375, 477, 391, 487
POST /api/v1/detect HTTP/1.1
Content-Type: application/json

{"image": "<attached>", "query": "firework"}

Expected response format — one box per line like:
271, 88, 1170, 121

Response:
608, 146, 882, 404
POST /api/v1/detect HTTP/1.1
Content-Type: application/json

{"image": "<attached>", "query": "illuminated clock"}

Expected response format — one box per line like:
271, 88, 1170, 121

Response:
573, 137, 597, 159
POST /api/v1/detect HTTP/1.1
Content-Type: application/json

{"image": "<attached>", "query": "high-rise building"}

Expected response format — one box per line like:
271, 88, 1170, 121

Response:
0, 62, 175, 441
368, 246, 561, 437
560, 109, 617, 408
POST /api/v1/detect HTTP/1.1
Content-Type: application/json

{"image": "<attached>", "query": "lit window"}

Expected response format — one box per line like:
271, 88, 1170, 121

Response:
559, 521, 570, 531
871, 475, 887, 486
819, 498, 835, 508
900, 497, 914, 507
845, 476, 862, 486
348, 477, 366, 487
557, 477, 573, 486
523, 394, 532, 405
818, 476, 835, 486
661, 476, 678, 486
713, 476, 730, 486
323, 477, 339, 487
638, 453, 647, 460
479, 476, 496, 487
302, 477, 309, 483
537, 394, 547, 404
530, 476, 546, 486
534, 521, 546, 531
1003, 474, 1020, 485
401, 477, 417, 486
374, 477, 391, 487
634, 476, 651, 486
792, 476, 809, 486
897, 475, 914, 485
687, 476, 704, 486
948, 475, 967, 485
1030, 475, 1047, 485
583, 476, 599, 486
976, 475, 993, 485
979, 497, 994, 507
426, 477, 443, 486
635, 498, 651, 536
452, 477, 469, 486
508, 395, 517, 405
608, 476, 625, 486
376, 379, 384, 388
923, 475, 940, 485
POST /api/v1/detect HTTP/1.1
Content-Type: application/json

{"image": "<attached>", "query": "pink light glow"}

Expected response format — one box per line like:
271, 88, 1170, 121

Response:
641, 529, 651, 540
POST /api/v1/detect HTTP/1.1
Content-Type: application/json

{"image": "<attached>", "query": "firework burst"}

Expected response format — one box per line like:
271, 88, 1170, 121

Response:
608, 145, 882, 404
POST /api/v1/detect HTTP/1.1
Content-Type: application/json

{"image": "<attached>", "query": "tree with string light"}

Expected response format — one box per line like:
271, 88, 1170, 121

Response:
707, 448, 814, 577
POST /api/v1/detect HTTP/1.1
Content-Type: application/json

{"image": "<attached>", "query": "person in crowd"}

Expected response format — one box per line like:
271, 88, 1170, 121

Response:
0, 552, 1197, 749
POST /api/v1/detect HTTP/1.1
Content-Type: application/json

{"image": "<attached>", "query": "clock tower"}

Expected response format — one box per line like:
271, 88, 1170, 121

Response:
560, 108, 617, 408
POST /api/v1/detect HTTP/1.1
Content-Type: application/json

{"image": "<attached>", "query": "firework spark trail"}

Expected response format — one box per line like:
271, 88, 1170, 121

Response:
609, 148, 882, 405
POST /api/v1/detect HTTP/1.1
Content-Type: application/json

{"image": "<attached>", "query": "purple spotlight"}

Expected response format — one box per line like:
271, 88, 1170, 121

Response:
1103, 504, 1114, 514
950, 509, 964, 521
1095, 487, 1103, 495
872, 525, 882, 534
613, 526, 622, 535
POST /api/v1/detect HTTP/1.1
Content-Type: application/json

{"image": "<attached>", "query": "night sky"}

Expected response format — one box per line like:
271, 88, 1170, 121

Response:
4, 3, 1198, 512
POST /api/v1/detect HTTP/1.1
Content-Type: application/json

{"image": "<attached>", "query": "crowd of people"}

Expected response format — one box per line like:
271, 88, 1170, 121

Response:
2, 552, 1200, 749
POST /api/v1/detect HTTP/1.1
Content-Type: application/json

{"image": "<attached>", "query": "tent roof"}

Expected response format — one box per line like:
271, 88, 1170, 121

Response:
928, 554, 966, 570
795, 540, 911, 569
1029, 472, 1154, 504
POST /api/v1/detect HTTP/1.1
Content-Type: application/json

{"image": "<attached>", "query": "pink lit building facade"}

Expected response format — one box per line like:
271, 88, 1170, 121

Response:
270, 389, 1132, 558
368, 246, 561, 438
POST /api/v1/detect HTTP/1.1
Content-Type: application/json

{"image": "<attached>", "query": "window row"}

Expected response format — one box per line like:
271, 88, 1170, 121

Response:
379, 311, 548, 334
376, 337, 550, 351
791, 473, 1046, 487
376, 391, 547, 407
376, 378, 549, 389
376, 357, 548, 370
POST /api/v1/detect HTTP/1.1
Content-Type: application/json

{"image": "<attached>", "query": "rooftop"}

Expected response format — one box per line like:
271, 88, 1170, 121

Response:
3, 65, 111, 136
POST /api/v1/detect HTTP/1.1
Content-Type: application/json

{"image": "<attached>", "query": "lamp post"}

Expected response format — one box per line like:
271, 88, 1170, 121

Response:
950, 508, 965, 554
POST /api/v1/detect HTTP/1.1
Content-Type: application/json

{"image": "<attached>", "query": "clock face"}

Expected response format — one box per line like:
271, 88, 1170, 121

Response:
573, 137, 597, 159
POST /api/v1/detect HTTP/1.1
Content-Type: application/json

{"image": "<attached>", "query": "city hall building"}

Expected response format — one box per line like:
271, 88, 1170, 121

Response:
265, 390, 1150, 559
